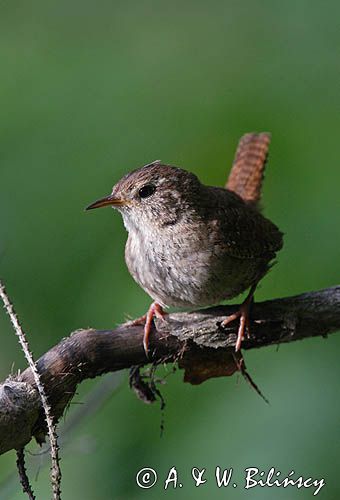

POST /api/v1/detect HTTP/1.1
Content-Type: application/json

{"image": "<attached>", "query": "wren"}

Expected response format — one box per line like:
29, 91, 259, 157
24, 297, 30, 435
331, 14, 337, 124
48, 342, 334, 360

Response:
86, 133, 283, 354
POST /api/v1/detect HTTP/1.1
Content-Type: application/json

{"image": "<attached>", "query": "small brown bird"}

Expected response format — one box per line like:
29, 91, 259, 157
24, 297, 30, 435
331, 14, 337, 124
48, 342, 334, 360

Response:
86, 133, 283, 354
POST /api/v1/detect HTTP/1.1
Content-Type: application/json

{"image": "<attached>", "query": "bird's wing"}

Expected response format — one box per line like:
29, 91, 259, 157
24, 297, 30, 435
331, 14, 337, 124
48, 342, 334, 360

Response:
206, 188, 283, 260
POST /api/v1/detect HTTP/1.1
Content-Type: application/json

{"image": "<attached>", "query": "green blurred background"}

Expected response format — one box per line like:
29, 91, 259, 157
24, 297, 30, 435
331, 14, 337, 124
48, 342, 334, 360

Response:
0, 1, 339, 498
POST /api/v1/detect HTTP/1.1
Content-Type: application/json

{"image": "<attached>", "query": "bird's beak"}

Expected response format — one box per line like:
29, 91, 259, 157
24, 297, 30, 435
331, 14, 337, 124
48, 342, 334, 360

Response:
85, 194, 127, 210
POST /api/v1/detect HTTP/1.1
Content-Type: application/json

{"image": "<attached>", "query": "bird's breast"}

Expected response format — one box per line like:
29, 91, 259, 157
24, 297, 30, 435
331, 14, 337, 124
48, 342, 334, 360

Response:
125, 228, 184, 306
124, 226, 263, 309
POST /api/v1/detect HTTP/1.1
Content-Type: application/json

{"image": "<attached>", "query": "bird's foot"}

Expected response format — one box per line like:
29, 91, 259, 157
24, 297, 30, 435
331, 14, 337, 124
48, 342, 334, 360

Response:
221, 305, 250, 352
221, 285, 256, 351
130, 302, 167, 356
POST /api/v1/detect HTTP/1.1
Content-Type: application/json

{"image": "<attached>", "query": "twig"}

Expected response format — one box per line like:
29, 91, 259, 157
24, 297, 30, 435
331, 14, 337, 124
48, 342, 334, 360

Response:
0, 281, 62, 500
0, 374, 122, 500
16, 448, 35, 500
0, 286, 339, 458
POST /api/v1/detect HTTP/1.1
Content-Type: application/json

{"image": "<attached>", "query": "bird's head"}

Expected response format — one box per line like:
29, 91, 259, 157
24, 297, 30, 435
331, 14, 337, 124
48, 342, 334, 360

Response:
86, 161, 202, 230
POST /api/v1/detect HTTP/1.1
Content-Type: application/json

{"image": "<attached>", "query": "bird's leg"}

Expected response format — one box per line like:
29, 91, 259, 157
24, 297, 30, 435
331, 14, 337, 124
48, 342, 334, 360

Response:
143, 302, 167, 355
221, 283, 257, 352
130, 302, 167, 355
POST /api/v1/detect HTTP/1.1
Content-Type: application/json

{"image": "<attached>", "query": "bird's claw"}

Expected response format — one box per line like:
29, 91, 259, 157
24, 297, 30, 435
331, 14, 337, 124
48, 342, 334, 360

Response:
221, 304, 251, 351
131, 302, 167, 357
221, 283, 256, 351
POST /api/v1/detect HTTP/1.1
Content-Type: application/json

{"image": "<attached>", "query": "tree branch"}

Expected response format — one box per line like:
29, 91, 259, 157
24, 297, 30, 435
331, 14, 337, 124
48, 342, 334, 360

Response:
16, 448, 35, 500
0, 281, 61, 499
0, 286, 339, 456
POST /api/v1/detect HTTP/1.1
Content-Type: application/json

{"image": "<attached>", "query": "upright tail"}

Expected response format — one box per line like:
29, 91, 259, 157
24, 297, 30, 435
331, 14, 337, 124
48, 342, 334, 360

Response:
226, 132, 271, 207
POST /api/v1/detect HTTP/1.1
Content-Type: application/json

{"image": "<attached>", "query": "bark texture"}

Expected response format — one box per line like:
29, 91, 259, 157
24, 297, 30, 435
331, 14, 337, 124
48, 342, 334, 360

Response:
0, 286, 339, 456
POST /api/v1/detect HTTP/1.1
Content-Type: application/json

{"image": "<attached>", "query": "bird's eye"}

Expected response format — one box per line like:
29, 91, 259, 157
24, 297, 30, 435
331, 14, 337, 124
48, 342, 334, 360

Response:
138, 184, 156, 199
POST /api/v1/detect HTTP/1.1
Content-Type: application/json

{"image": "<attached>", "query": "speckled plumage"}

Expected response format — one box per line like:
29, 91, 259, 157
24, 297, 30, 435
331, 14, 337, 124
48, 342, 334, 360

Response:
107, 161, 283, 309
